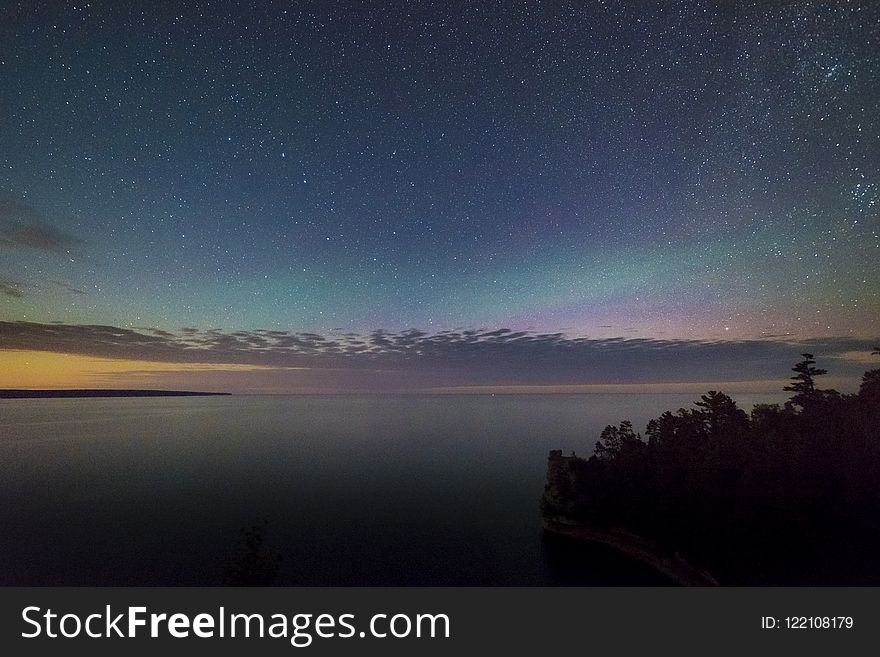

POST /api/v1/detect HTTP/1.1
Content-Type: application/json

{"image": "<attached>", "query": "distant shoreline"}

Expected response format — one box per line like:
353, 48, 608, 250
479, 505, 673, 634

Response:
0, 389, 230, 399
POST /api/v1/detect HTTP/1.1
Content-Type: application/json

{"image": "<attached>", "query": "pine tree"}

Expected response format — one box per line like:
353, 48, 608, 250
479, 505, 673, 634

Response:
860, 348, 880, 401
783, 353, 828, 407
595, 420, 641, 460
695, 390, 747, 437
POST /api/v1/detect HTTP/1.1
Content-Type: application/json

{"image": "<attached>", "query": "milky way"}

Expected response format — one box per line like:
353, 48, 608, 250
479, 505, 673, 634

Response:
1, 1, 878, 345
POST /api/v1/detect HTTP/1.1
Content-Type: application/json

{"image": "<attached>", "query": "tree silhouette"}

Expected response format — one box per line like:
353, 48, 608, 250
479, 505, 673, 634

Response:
595, 420, 641, 461
860, 348, 880, 401
783, 353, 829, 407
543, 354, 880, 585
860, 369, 880, 400
223, 518, 280, 586
694, 390, 747, 437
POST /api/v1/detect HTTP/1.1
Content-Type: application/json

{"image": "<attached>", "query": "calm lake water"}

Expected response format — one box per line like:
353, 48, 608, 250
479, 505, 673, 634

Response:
0, 393, 785, 586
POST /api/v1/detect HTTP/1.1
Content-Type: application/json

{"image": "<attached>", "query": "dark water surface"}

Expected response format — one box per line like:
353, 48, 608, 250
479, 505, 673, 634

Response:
0, 393, 783, 585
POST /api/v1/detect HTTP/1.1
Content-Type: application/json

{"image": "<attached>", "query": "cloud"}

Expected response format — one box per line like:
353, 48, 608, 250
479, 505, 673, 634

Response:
1, 321, 877, 391
0, 197, 81, 254
48, 279, 88, 295
0, 278, 88, 298
0, 281, 23, 298
835, 350, 880, 365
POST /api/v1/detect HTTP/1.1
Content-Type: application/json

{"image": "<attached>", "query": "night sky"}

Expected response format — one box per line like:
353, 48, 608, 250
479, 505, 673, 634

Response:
1, 1, 877, 392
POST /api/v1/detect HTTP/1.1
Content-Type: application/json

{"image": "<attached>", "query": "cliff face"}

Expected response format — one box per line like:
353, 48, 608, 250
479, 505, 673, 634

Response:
541, 450, 582, 523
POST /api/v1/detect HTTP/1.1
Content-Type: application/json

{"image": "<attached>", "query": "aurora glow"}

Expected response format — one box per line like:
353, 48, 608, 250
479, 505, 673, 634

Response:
1, 1, 877, 391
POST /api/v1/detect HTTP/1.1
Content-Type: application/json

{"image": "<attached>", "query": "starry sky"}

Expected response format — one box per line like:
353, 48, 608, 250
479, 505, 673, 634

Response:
0, 1, 877, 392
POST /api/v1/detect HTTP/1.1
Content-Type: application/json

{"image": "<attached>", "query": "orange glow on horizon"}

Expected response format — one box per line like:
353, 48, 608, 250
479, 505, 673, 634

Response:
0, 349, 861, 395
0, 350, 273, 389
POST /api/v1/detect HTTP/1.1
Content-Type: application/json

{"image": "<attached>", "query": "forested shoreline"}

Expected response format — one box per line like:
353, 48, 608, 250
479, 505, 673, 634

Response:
543, 352, 880, 585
